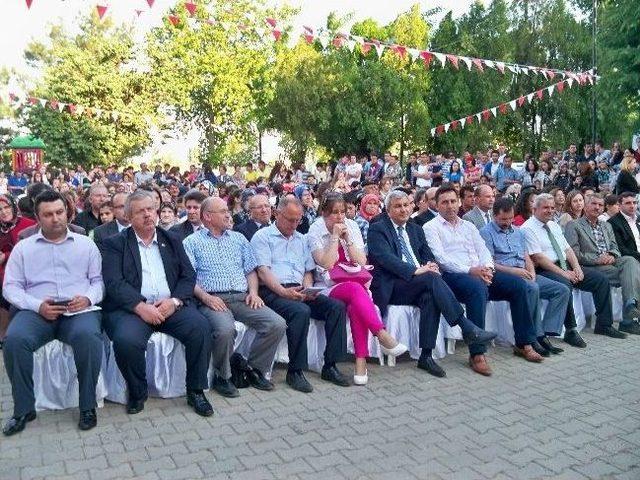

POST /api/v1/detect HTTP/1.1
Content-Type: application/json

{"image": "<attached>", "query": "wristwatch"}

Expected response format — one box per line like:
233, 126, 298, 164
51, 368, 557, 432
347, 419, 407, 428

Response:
171, 298, 183, 309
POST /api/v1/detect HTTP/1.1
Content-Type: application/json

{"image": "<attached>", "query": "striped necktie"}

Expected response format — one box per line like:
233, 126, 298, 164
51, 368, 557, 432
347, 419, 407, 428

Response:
397, 226, 417, 268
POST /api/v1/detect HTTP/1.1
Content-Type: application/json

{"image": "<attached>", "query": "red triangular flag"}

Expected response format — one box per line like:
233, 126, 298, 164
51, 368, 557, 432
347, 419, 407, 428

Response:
68, 104, 77, 115
499, 103, 508, 114
265, 17, 277, 28
482, 110, 491, 121
304, 34, 315, 44
28, 97, 39, 105
472, 58, 484, 72
49, 99, 58, 110
548, 70, 555, 80
517, 96, 525, 107
496, 62, 505, 74
96, 5, 107, 20
393, 45, 407, 59
168, 15, 180, 27
420, 51, 433, 68
360, 42, 372, 55
466, 115, 474, 125
557, 82, 565, 93
271, 29, 282, 41
446, 54, 459, 69
146, 0, 155, 7
25, 0, 34, 9
185, 2, 197, 16
332, 36, 345, 48
536, 89, 544, 100
435, 125, 445, 135
451, 120, 460, 130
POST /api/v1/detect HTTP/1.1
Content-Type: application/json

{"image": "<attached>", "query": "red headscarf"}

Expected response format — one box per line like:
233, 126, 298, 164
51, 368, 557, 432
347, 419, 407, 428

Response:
359, 193, 380, 221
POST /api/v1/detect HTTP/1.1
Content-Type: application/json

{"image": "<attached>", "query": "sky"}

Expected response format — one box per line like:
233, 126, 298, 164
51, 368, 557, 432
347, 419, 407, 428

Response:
0, 0, 482, 164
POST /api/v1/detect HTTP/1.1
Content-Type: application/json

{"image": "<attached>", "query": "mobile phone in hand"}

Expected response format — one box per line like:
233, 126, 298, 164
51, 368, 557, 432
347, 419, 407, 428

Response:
51, 299, 71, 307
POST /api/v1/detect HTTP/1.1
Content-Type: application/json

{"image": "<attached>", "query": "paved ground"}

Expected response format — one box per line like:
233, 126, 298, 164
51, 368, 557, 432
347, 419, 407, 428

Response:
1, 328, 639, 480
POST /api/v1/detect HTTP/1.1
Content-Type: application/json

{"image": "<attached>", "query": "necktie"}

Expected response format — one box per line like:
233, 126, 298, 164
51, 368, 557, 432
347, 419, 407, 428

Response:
485, 212, 491, 224
397, 226, 417, 268
543, 223, 567, 270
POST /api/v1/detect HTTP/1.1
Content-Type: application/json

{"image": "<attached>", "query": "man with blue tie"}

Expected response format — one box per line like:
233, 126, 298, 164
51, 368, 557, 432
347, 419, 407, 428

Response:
367, 190, 496, 378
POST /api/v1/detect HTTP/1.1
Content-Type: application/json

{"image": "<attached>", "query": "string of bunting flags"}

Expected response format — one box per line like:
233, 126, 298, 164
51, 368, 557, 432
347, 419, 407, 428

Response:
429, 76, 594, 137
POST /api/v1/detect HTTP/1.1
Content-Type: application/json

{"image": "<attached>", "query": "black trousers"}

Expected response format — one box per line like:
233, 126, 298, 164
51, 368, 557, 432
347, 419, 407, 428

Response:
389, 272, 465, 351
104, 305, 211, 401
260, 287, 347, 371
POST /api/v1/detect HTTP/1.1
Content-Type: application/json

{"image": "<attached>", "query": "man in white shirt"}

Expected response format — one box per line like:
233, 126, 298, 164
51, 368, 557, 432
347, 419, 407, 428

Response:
424, 184, 542, 375
522, 193, 621, 348
609, 192, 640, 264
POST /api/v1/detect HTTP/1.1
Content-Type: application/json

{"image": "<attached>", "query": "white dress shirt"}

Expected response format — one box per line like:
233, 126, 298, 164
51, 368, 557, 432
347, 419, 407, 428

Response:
622, 212, 640, 251
423, 215, 493, 273
136, 232, 172, 303
521, 216, 569, 263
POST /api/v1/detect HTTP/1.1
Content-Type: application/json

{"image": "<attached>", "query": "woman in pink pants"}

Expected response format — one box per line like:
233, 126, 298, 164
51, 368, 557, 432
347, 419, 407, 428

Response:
307, 193, 407, 385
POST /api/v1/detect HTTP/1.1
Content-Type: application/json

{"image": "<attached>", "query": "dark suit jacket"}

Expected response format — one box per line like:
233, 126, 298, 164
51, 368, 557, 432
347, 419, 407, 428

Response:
92, 220, 120, 254
413, 209, 435, 227
101, 227, 196, 313
608, 212, 640, 262
169, 220, 195, 242
367, 213, 436, 316
233, 219, 262, 241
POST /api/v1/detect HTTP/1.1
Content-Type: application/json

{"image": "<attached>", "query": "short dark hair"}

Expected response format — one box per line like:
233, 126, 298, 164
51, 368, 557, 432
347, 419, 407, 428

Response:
34, 190, 67, 216
26, 182, 53, 202
604, 194, 618, 207
460, 185, 474, 199
183, 189, 207, 204
435, 183, 458, 203
493, 197, 515, 215
618, 192, 637, 203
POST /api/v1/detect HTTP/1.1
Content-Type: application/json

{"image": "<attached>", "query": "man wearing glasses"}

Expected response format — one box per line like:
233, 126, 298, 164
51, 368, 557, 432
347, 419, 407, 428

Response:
234, 194, 272, 241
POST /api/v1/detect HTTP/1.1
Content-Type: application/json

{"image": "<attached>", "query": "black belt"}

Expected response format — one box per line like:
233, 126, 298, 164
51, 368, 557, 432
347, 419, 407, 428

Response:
281, 283, 301, 288
208, 290, 245, 295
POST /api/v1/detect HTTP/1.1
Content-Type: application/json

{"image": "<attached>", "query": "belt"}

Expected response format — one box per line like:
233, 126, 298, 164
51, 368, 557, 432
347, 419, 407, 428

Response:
208, 290, 246, 295
281, 283, 301, 288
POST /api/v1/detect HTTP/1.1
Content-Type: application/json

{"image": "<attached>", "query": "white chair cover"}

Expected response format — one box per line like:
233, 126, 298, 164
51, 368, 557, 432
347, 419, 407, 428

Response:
573, 287, 623, 333
33, 339, 108, 411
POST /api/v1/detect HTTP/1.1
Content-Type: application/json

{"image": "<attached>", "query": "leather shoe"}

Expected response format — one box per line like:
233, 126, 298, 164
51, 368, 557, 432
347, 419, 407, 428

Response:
513, 345, 543, 363
320, 365, 350, 387
563, 329, 587, 348
469, 355, 492, 376
186, 391, 214, 417
462, 325, 497, 346
531, 341, 550, 357
594, 326, 627, 339
212, 375, 240, 398
623, 303, 640, 320
2, 411, 36, 436
286, 370, 313, 393
619, 321, 640, 335
78, 409, 97, 431
417, 357, 446, 378
126, 395, 147, 415
538, 336, 563, 354
246, 369, 274, 391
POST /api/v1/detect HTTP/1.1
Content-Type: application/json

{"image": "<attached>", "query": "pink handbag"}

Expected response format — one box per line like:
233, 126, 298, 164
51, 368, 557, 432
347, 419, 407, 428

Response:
328, 262, 373, 286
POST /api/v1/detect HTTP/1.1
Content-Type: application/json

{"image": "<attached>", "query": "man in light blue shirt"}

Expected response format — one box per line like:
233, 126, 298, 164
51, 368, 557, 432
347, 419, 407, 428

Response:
495, 154, 522, 193
480, 197, 571, 356
184, 197, 286, 397
251, 196, 348, 393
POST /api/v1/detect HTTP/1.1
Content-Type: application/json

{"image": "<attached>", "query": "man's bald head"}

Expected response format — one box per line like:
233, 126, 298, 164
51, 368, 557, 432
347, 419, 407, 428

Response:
201, 196, 231, 233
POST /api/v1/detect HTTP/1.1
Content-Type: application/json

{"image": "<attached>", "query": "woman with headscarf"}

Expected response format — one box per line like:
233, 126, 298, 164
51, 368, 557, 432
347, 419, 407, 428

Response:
354, 193, 381, 247
0, 194, 36, 347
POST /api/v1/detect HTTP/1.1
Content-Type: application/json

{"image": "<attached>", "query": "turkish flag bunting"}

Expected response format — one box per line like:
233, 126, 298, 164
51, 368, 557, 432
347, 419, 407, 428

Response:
420, 51, 433, 68
168, 15, 180, 27
333, 36, 346, 48
360, 42, 372, 54
265, 17, 277, 28
451, 120, 460, 130
517, 96, 526, 107
435, 125, 445, 135
272, 29, 282, 41
499, 103, 507, 114
68, 104, 77, 115
472, 58, 484, 72
557, 82, 565, 93
446, 54, 459, 69
482, 110, 491, 121
466, 115, 474, 125
548, 71, 555, 80
25, 0, 34, 9
536, 89, 544, 100
185, 2, 197, 16
392, 45, 407, 59
147, 0, 155, 7
49, 99, 58, 110
304, 34, 315, 44
28, 97, 38, 105
496, 62, 505, 74
96, 5, 107, 20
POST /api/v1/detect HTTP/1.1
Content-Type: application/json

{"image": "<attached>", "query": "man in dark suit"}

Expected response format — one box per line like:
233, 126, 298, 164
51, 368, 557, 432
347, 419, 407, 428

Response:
170, 189, 207, 241
72, 183, 109, 235
102, 190, 213, 417
367, 190, 496, 378
609, 192, 640, 264
92, 192, 129, 253
234, 194, 272, 241
413, 187, 438, 227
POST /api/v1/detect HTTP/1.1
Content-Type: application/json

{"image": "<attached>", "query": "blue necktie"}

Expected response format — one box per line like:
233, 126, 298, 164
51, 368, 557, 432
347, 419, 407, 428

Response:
397, 226, 417, 267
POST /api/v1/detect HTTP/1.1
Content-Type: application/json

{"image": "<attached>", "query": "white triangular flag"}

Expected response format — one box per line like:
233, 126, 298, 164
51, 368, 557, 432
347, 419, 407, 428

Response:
522, 67, 529, 75
460, 118, 466, 128
460, 56, 472, 70
346, 39, 356, 53
38, 98, 47, 107
476, 113, 482, 123
94, 108, 103, 118
526, 93, 535, 103
186, 18, 200, 30
408, 48, 420, 62
57, 102, 66, 112
434, 52, 446, 67
547, 85, 555, 96
318, 35, 329, 49
567, 77, 575, 88
75, 105, 85, 116
490, 107, 497, 117
560, 72, 566, 78
587, 75, 594, 85
484, 60, 495, 69
507, 65, 518, 74
509, 100, 517, 111
430, 128, 436, 137
444, 123, 450, 133
374, 44, 385, 58
111, 111, 119, 121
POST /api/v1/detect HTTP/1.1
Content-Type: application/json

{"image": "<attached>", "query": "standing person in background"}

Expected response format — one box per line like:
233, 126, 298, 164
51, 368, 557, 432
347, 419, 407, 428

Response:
344, 154, 363, 185
383, 154, 403, 186
134, 163, 153, 186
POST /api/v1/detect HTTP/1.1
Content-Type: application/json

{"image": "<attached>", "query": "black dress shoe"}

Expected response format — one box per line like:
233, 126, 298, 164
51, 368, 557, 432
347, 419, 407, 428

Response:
320, 365, 350, 387
285, 370, 313, 393
594, 326, 627, 339
462, 325, 497, 346
126, 395, 147, 415
538, 336, 563, 354
246, 369, 274, 391
78, 409, 97, 431
563, 329, 587, 348
212, 375, 240, 398
417, 357, 446, 378
531, 341, 550, 357
2, 411, 36, 436
186, 391, 214, 417
619, 321, 640, 335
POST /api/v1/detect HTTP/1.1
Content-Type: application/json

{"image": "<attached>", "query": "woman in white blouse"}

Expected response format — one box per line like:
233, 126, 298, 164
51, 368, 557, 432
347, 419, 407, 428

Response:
307, 193, 407, 385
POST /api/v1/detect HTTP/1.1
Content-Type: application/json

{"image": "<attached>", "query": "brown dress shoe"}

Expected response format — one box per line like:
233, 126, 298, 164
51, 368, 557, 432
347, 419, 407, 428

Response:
469, 354, 492, 376
513, 345, 543, 363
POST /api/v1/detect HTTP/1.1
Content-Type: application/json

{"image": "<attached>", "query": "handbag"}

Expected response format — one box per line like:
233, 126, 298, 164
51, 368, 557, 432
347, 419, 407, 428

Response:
326, 241, 373, 287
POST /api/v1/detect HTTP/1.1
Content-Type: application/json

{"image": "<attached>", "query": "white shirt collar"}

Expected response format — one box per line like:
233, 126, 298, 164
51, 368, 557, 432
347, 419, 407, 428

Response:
622, 211, 637, 223
135, 230, 158, 247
